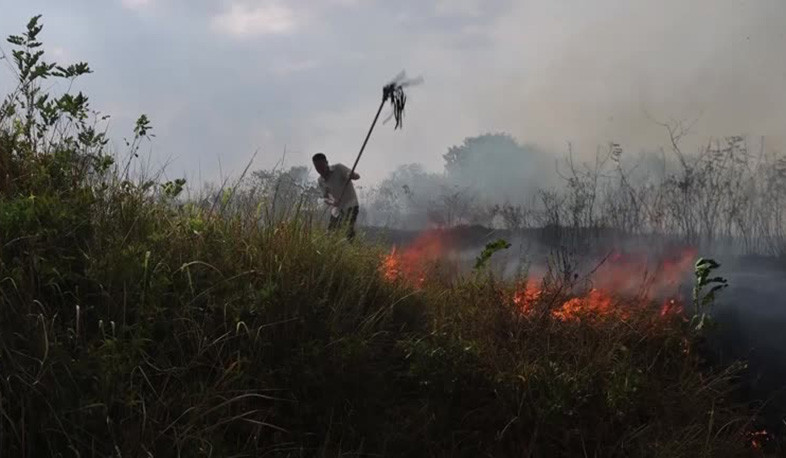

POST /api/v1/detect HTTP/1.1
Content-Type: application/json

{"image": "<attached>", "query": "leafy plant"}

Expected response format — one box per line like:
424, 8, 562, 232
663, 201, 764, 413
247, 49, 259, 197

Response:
4, 15, 98, 151
162, 178, 186, 198
0, 14, 121, 196
691, 257, 729, 332
474, 238, 512, 271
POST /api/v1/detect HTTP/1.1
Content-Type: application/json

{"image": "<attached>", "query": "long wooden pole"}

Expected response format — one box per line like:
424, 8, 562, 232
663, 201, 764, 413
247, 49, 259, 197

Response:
334, 93, 388, 208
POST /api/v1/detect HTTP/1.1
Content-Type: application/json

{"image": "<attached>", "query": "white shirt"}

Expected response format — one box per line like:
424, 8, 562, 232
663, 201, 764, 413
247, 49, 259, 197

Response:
318, 163, 359, 209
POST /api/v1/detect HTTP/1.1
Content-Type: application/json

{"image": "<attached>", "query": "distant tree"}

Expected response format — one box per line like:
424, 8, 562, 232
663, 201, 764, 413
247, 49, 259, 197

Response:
426, 184, 476, 227
444, 133, 521, 176
368, 163, 448, 229
496, 202, 527, 231
442, 133, 553, 204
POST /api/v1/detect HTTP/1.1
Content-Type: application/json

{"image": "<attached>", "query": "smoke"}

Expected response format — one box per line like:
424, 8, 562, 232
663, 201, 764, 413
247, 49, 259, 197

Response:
358, 1, 786, 231
359, 133, 560, 229
477, 0, 786, 158
442, 133, 554, 201
701, 256, 786, 434
311, 0, 786, 192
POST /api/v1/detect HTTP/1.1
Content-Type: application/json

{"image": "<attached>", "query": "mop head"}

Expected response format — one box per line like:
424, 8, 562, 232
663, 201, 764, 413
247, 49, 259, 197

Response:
382, 71, 423, 130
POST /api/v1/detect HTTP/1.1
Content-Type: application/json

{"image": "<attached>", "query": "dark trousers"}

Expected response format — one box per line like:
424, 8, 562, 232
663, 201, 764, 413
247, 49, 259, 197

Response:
328, 206, 359, 241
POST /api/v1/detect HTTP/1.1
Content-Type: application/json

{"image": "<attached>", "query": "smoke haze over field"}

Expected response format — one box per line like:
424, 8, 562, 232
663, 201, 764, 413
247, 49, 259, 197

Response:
2, 0, 786, 188
480, 0, 786, 155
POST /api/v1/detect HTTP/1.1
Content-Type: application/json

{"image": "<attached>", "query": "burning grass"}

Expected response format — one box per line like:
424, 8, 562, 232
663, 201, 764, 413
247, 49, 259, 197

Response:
373, 229, 767, 456
382, 228, 697, 326
380, 227, 453, 288
0, 189, 763, 456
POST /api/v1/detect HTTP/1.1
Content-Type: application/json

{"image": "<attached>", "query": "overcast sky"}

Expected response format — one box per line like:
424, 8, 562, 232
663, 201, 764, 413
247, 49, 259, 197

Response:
2, 0, 786, 187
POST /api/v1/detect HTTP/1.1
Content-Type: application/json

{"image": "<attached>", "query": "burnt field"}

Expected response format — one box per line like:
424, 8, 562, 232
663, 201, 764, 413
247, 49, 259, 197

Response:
363, 223, 786, 450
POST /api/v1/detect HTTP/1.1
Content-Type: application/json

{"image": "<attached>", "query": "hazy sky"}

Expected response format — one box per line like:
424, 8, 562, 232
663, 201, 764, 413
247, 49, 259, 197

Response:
2, 0, 786, 186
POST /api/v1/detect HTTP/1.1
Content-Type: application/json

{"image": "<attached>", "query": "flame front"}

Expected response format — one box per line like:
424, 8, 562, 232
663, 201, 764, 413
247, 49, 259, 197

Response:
512, 279, 541, 314
380, 229, 448, 289
552, 288, 620, 322
594, 247, 697, 297
510, 247, 697, 322
382, 247, 401, 283
380, 231, 697, 323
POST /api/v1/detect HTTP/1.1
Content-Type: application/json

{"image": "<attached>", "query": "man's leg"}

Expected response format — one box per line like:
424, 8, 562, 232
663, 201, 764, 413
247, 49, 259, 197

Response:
328, 210, 342, 232
346, 206, 359, 241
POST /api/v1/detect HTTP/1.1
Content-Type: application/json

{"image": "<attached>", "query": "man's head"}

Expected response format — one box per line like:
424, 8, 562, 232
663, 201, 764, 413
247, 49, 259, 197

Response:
312, 153, 329, 177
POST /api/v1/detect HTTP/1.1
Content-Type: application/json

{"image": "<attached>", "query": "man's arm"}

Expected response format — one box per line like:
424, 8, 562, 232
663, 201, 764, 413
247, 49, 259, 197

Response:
317, 177, 331, 202
338, 164, 360, 180
317, 177, 326, 195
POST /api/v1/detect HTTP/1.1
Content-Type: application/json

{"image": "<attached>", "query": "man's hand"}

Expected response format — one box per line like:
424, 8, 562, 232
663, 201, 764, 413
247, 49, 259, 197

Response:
350, 171, 360, 180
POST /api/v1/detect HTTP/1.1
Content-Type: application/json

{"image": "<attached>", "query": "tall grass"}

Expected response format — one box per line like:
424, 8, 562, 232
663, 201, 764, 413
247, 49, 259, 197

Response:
0, 185, 759, 456
0, 16, 764, 457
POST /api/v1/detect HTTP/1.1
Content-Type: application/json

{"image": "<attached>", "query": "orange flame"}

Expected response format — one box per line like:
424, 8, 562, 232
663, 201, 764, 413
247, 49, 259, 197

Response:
659, 298, 684, 318
509, 247, 697, 323
592, 246, 697, 299
380, 229, 450, 288
747, 429, 769, 449
552, 288, 621, 322
512, 279, 541, 314
380, 230, 697, 324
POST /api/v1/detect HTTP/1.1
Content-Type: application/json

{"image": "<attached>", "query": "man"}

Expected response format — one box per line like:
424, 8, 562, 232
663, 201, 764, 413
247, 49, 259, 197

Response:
312, 153, 360, 240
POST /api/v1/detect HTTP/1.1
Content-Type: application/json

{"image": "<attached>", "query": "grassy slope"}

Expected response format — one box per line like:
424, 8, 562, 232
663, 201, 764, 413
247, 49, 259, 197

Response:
0, 172, 758, 456
0, 15, 761, 456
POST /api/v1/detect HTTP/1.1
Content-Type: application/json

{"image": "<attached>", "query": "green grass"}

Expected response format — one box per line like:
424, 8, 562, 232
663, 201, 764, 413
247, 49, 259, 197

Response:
0, 15, 763, 457
0, 172, 760, 457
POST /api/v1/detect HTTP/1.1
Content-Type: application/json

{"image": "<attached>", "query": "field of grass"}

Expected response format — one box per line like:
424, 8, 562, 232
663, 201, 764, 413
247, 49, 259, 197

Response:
0, 179, 761, 457
0, 16, 770, 457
